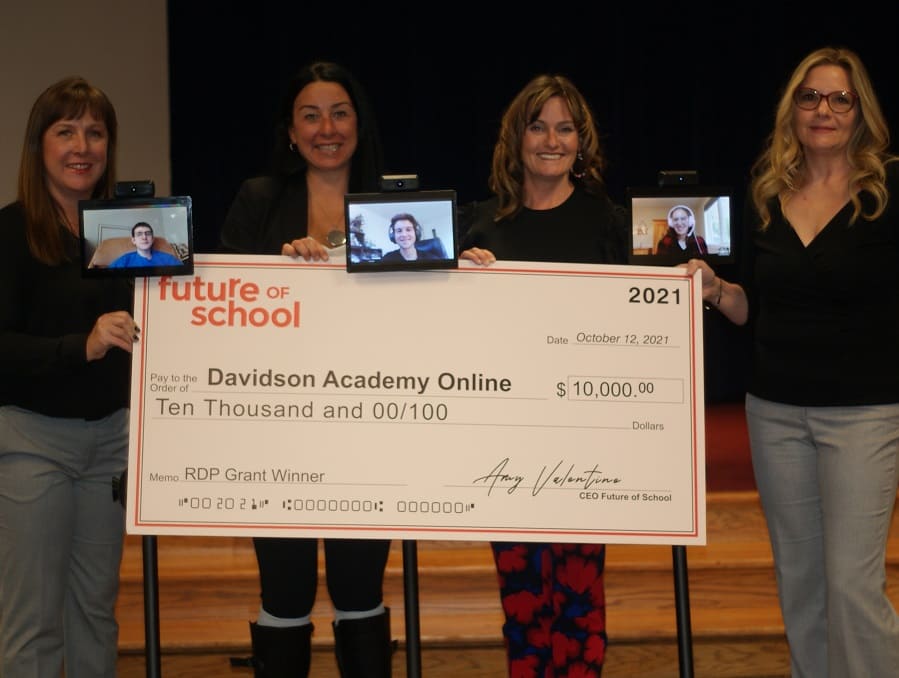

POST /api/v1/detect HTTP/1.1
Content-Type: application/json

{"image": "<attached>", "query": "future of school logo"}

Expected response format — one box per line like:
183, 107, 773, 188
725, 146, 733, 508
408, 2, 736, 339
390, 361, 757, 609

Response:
156, 275, 300, 328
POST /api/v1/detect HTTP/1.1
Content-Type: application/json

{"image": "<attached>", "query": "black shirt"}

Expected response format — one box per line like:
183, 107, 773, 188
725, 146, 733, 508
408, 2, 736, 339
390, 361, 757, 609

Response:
741, 163, 899, 405
0, 202, 132, 418
460, 185, 629, 265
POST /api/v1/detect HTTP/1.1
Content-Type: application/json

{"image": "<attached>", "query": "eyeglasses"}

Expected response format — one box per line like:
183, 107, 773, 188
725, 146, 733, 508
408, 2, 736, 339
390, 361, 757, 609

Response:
134, 231, 153, 238
792, 87, 858, 113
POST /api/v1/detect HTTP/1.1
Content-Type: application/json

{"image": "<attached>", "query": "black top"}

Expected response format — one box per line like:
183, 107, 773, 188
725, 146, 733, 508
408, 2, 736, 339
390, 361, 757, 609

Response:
741, 162, 899, 405
219, 174, 310, 255
460, 185, 629, 265
0, 202, 132, 418
380, 245, 444, 263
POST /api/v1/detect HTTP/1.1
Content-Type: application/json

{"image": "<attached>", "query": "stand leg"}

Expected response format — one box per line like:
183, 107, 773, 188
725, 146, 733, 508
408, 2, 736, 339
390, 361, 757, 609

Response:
142, 535, 162, 678
672, 545, 694, 678
402, 540, 422, 678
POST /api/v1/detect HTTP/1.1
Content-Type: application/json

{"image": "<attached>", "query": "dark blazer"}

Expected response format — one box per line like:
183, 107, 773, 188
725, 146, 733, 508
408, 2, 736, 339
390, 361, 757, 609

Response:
219, 174, 309, 255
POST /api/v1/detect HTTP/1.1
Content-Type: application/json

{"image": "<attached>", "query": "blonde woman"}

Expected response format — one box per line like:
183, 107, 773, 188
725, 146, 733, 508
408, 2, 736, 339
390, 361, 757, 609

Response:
687, 46, 899, 677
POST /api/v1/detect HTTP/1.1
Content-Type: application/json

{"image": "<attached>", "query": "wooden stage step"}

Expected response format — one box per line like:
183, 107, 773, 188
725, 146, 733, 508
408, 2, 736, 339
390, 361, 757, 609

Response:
116, 490, 899, 677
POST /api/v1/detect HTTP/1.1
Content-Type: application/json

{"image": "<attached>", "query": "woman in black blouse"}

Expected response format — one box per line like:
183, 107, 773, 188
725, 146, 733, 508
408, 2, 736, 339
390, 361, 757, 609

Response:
460, 73, 627, 678
687, 46, 899, 677
0, 76, 136, 677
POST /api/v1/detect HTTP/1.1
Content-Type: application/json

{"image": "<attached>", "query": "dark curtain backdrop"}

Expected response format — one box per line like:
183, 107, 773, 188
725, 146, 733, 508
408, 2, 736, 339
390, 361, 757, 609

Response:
166, 4, 899, 402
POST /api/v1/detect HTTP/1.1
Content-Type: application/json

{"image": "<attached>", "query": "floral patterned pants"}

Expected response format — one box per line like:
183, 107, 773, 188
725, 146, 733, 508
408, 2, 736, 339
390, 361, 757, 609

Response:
491, 542, 607, 678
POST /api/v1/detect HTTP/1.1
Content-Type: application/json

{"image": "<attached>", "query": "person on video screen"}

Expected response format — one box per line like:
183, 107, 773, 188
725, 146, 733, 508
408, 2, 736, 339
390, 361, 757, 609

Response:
107, 222, 181, 268
380, 212, 443, 262
655, 204, 707, 256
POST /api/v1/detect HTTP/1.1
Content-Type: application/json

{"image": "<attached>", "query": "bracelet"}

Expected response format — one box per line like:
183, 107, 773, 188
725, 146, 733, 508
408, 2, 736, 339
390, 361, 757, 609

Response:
713, 277, 723, 306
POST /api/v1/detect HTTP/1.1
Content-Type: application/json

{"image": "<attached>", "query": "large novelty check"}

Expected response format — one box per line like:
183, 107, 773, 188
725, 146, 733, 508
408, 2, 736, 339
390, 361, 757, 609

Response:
126, 254, 706, 544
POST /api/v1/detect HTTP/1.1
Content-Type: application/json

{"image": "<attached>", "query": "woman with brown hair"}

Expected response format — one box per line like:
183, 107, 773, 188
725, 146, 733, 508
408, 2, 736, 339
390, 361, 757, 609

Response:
460, 73, 628, 677
0, 76, 138, 677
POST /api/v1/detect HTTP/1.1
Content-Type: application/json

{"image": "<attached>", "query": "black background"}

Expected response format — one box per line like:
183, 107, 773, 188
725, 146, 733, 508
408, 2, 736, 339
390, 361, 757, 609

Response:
166, 4, 899, 401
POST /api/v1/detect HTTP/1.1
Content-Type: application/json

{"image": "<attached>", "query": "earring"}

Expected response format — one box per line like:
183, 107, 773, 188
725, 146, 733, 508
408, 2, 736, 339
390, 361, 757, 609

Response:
571, 151, 586, 179
288, 142, 297, 152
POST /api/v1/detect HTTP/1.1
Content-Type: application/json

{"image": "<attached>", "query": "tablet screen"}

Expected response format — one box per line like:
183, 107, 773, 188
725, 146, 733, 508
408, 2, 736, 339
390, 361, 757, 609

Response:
79, 196, 194, 278
344, 190, 457, 272
627, 186, 733, 265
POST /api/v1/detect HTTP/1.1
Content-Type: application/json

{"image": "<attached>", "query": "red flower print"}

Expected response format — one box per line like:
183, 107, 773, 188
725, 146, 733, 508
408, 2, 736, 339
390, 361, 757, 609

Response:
557, 556, 600, 594
510, 655, 541, 678
551, 630, 581, 664
504, 590, 543, 623
584, 634, 607, 665
525, 616, 552, 650
496, 544, 530, 573
566, 662, 602, 678
577, 607, 606, 633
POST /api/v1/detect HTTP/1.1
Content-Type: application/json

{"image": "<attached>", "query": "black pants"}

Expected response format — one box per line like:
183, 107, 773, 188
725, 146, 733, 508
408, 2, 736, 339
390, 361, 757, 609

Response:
253, 537, 391, 617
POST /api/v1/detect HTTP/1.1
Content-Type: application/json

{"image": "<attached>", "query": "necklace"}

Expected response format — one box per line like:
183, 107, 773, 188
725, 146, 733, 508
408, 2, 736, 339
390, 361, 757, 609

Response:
326, 230, 346, 247
308, 197, 347, 246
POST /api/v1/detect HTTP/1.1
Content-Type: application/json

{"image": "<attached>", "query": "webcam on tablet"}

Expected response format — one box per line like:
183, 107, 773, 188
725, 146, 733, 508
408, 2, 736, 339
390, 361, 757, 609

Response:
380, 174, 420, 192
114, 179, 155, 198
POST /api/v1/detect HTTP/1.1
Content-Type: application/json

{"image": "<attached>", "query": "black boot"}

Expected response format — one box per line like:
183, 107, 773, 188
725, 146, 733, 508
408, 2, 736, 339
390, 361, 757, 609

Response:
332, 608, 393, 677
229, 621, 313, 677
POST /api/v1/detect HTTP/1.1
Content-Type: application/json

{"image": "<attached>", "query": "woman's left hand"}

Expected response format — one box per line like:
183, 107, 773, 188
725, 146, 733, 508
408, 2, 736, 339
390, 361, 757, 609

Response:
682, 258, 717, 289
86, 311, 139, 360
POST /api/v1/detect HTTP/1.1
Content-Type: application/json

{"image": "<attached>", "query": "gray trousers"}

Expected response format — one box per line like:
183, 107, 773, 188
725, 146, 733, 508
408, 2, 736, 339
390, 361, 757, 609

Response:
0, 406, 128, 678
746, 394, 899, 678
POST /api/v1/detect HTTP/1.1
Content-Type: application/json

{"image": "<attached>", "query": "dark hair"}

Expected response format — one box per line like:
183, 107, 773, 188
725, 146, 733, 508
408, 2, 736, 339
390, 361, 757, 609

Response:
271, 61, 383, 193
18, 76, 117, 264
388, 213, 422, 243
132, 222, 153, 236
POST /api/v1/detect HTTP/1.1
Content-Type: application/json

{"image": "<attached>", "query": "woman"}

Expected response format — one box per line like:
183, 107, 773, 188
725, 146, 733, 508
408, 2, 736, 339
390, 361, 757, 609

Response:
655, 204, 707, 256
0, 76, 137, 677
220, 61, 392, 678
460, 73, 628, 677
687, 47, 899, 677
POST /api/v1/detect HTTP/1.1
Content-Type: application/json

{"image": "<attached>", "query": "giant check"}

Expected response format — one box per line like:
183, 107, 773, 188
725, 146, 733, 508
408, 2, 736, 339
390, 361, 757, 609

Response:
126, 254, 706, 544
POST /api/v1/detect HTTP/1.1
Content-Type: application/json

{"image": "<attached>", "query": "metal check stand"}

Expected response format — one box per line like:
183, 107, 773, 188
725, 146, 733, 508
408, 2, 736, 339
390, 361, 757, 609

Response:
127, 473, 695, 678
140, 540, 692, 677
143, 536, 162, 678
402, 540, 423, 677
672, 545, 695, 677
